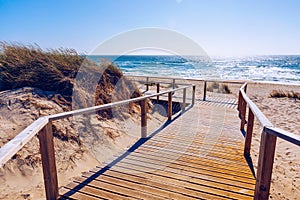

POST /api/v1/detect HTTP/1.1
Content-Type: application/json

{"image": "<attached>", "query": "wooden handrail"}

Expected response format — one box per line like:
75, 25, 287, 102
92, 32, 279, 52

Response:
49, 85, 192, 121
128, 75, 247, 103
126, 74, 246, 84
238, 82, 300, 200
239, 85, 272, 127
265, 127, 300, 146
0, 117, 49, 168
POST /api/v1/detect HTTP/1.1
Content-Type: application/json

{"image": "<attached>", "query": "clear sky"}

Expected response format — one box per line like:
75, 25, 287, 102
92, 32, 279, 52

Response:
1, 0, 300, 56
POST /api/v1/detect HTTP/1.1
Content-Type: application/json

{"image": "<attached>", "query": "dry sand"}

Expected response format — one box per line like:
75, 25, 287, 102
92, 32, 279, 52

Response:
0, 87, 166, 199
0, 80, 299, 199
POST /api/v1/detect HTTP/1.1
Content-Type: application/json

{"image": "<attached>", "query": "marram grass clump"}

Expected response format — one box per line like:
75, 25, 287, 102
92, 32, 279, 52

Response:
0, 42, 142, 118
269, 90, 300, 100
206, 82, 232, 94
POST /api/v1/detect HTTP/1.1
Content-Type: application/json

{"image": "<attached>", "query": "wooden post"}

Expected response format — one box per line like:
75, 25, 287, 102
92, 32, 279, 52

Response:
172, 79, 175, 89
238, 91, 242, 112
255, 128, 277, 200
244, 108, 254, 156
203, 81, 207, 101
146, 77, 149, 91
38, 122, 58, 200
192, 85, 196, 105
240, 98, 247, 130
141, 99, 147, 138
156, 83, 160, 103
168, 92, 172, 121
182, 88, 186, 111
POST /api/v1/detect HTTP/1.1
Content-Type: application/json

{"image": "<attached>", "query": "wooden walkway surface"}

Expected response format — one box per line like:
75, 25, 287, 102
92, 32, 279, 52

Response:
59, 102, 255, 200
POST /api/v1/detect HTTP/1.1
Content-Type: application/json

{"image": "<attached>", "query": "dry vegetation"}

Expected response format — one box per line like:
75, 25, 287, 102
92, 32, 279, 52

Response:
206, 82, 232, 94
0, 42, 142, 116
269, 89, 300, 100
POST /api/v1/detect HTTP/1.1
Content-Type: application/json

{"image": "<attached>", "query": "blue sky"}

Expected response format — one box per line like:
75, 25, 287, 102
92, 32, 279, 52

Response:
1, 0, 300, 56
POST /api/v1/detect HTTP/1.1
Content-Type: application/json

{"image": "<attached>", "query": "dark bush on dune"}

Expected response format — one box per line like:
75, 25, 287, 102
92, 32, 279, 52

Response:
0, 42, 142, 118
0, 43, 81, 96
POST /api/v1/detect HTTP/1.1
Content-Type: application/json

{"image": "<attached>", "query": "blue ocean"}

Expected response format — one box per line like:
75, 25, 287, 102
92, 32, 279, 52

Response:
88, 55, 300, 84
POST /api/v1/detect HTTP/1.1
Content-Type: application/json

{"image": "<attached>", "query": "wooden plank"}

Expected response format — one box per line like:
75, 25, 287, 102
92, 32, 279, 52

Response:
150, 134, 244, 149
59, 187, 102, 200
132, 150, 254, 179
38, 122, 58, 200
127, 153, 254, 185
112, 162, 253, 199
73, 176, 166, 200
89, 169, 229, 200
77, 175, 192, 200
82, 171, 195, 199
244, 108, 254, 156
255, 129, 277, 200
144, 140, 245, 162
142, 141, 247, 163
119, 155, 255, 186
138, 146, 251, 172
146, 139, 243, 156
64, 181, 134, 200
0, 117, 48, 168
139, 145, 249, 170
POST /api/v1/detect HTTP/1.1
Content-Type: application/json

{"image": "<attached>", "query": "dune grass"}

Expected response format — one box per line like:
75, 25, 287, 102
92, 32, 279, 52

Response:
206, 82, 232, 94
0, 42, 142, 118
269, 89, 300, 100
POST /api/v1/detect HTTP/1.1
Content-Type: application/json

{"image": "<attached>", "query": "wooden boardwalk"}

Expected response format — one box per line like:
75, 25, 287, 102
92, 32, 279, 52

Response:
59, 102, 255, 199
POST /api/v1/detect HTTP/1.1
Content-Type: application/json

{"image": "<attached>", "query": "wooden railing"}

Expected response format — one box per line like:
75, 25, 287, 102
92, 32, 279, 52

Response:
126, 75, 245, 101
238, 83, 300, 200
0, 84, 196, 200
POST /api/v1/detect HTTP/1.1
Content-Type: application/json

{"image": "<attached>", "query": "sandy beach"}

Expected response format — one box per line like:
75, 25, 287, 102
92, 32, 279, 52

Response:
0, 79, 299, 199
